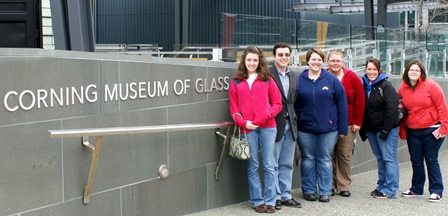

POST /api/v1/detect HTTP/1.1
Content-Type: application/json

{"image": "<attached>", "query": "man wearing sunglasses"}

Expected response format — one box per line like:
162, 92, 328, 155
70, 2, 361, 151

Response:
270, 43, 302, 210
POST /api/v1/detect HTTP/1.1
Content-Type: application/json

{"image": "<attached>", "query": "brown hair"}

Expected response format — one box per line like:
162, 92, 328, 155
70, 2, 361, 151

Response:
365, 58, 382, 73
402, 60, 426, 86
235, 45, 271, 81
306, 48, 325, 62
272, 43, 292, 56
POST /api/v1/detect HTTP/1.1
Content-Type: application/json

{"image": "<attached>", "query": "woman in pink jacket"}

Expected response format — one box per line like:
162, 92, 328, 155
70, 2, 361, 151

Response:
398, 60, 448, 202
229, 45, 282, 213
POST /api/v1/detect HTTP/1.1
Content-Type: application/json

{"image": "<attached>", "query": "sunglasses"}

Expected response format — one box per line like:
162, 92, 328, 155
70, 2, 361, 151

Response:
277, 53, 291, 57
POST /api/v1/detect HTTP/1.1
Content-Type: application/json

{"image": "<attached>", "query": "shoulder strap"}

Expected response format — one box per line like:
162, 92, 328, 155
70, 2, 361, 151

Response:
378, 81, 386, 99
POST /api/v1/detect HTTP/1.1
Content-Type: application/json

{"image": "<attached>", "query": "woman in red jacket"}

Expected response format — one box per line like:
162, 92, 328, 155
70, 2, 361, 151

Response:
398, 60, 448, 202
229, 45, 282, 213
327, 50, 365, 198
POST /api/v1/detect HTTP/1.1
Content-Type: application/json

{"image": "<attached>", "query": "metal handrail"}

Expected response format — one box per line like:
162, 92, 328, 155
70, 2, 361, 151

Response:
49, 122, 234, 138
49, 121, 234, 205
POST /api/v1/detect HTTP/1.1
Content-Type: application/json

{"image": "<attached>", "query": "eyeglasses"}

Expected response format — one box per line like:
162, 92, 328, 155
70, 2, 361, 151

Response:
277, 53, 290, 57
329, 60, 343, 63
409, 69, 421, 73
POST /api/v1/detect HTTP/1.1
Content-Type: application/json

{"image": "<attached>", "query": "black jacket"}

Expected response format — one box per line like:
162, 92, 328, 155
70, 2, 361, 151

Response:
270, 65, 298, 142
359, 78, 399, 141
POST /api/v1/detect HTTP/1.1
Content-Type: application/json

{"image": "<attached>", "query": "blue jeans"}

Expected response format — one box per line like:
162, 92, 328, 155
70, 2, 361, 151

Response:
367, 126, 399, 198
297, 130, 338, 195
406, 127, 444, 196
273, 120, 295, 201
246, 127, 277, 207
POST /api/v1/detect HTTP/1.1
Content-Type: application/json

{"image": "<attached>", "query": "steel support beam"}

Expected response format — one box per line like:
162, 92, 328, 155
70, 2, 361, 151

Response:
50, 0, 94, 51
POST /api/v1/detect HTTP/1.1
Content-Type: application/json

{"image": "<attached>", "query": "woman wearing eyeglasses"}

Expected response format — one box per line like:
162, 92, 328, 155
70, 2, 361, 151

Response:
294, 48, 348, 203
398, 60, 448, 202
327, 50, 365, 198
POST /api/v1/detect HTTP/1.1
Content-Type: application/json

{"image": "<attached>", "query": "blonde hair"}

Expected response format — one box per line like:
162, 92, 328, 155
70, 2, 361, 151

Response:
328, 50, 344, 60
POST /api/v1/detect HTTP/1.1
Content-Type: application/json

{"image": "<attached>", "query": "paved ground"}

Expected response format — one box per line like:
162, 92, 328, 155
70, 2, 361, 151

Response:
189, 150, 448, 216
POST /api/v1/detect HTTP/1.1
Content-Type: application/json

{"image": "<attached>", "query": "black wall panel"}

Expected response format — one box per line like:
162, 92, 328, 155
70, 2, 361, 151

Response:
0, 0, 42, 48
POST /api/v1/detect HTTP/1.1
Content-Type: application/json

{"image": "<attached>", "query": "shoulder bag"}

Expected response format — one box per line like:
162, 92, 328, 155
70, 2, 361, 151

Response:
229, 126, 251, 160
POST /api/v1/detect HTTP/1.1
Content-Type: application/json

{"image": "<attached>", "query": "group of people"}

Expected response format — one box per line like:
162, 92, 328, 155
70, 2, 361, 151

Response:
228, 44, 448, 213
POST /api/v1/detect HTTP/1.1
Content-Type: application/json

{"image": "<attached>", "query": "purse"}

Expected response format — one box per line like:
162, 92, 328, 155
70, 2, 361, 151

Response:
229, 126, 251, 160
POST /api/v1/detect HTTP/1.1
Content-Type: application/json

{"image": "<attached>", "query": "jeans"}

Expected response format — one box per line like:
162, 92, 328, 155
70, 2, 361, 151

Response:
246, 127, 277, 207
367, 126, 399, 198
297, 130, 338, 195
273, 120, 295, 201
406, 127, 444, 196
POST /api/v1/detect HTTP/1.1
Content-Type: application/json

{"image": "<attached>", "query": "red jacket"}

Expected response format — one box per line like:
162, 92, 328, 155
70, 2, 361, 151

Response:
398, 78, 448, 139
340, 68, 365, 126
229, 76, 282, 132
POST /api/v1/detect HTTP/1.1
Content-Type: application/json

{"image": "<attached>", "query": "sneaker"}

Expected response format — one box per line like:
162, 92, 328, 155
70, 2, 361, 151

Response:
275, 199, 282, 210
401, 190, 423, 198
429, 193, 442, 202
303, 193, 317, 201
319, 195, 330, 202
282, 198, 302, 208
374, 192, 389, 199
371, 189, 382, 197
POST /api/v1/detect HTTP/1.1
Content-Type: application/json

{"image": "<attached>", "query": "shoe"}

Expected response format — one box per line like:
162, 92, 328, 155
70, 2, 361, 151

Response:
319, 195, 330, 202
401, 190, 423, 198
330, 189, 335, 196
304, 193, 317, 201
266, 205, 276, 213
371, 189, 382, 197
275, 199, 282, 210
374, 193, 389, 199
429, 193, 442, 202
254, 204, 265, 213
340, 191, 351, 197
282, 198, 302, 208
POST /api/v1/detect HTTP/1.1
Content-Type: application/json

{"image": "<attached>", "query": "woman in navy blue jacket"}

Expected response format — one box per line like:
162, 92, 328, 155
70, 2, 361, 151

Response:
294, 48, 348, 202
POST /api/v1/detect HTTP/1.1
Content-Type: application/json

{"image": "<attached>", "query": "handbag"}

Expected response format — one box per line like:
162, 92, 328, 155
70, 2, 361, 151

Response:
229, 126, 251, 160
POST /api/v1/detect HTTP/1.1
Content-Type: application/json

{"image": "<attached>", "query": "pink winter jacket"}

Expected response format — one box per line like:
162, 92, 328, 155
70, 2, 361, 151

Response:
228, 76, 282, 133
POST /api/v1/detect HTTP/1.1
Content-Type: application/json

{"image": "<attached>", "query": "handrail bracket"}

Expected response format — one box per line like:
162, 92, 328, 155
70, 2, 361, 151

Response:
82, 135, 104, 204
82, 136, 96, 150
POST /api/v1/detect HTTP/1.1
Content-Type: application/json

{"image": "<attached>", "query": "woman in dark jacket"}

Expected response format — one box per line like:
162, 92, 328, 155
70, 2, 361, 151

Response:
359, 58, 400, 199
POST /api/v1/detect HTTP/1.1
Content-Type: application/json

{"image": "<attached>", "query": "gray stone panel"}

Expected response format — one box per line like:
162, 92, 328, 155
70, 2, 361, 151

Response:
206, 159, 250, 209
0, 57, 101, 125
202, 66, 235, 101
0, 122, 62, 215
100, 60, 120, 114
168, 100, 231, 125
121, 167, 208, 216
168, 129, 220, 174
22, 190, 121, 216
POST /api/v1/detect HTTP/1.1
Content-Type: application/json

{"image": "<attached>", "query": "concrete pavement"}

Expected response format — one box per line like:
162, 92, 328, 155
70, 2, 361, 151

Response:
189, 150, 448, 216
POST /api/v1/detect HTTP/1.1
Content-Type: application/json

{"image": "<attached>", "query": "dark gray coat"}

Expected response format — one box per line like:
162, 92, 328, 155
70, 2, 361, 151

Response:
270, 65, 298, 142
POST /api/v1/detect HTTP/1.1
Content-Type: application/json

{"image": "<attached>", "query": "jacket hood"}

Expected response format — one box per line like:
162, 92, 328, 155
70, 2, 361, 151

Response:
363, 72, 388, 86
